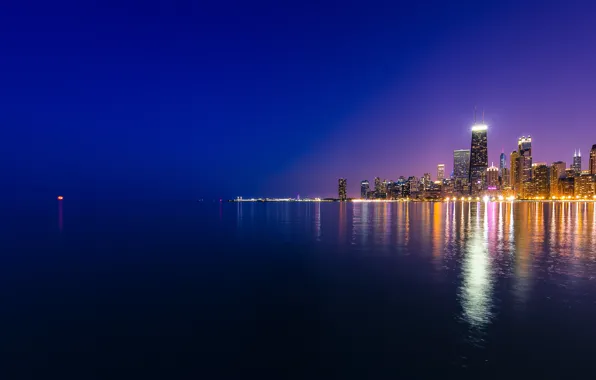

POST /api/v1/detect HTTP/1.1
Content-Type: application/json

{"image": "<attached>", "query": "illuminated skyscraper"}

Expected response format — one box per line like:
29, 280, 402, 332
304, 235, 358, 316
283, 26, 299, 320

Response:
572, 150, 582, 175
423, 173, 431, 190
374, 177, 382, 197
453, 150, 470, 180
487, 164, 499, 190
437, 164, 445, 181
468, 120, 488, 195
338, 178, 347, 201
532, 164, 549, 199
517, 136, 532, 198
499, 151, 506, 184
574, 173, 595, 198
510, 150, 520, 191
360, 180, 369, 199
502, 167, 510, 189
550, 161, 566, 197
590, 145, 596, 175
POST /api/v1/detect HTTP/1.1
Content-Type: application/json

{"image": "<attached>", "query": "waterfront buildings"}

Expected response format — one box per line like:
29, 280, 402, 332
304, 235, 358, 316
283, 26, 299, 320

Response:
590, 145, 596, 175
338, 178, 347, 201
575, 173, 595, 198
453, 149, 470, 193
510, 150, 520, 191
487, 164, 499, 190
517, 136, 532, 198
469, 122, 488, 195
572, 150, 582, 175
532, 163, 550, 198
550, 161, 566, 197
437, 164, 445, 181
360, 180, 369, 199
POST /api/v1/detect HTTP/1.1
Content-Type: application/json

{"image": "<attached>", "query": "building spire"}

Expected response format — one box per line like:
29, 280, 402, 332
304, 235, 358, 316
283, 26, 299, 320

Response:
578, 148, 581, 156
482, 108, 485, 123
574, 149, 577, 157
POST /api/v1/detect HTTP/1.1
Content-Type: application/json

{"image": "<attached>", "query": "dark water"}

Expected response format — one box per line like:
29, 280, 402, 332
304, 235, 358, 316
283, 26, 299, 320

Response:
3, 200, 596, 378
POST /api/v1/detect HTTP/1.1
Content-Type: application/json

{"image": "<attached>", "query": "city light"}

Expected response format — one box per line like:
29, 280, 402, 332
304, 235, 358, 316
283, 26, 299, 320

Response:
482, 196, 489, 202
57, 196, 64, 200
471, 124, 488, 131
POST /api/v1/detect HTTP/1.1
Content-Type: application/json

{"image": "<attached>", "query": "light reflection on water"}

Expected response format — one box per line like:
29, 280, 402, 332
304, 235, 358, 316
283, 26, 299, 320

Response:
234, 201, 596, 334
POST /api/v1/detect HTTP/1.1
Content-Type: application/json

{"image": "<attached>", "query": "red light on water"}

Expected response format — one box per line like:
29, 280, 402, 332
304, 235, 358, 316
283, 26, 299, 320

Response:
57, 196, 64, 200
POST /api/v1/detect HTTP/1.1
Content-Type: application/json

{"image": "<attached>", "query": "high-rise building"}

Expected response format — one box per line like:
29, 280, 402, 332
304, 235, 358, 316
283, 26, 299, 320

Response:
510, 150, 520, 191
374, 177, 382, 197
574, 173, 595, 198
338, 178, 347, 201
572, 150, 582, 175
487, 164, 499, 190
499, 151, 506, 185
453, 150, 470, 179
550, 161, 566, 197
360, 180, 369, 199
437, 164, 445, 181
590, 145, 596, 175
532, 164, 550, 199
423, 173, 432, 190
502, 167, 510, 189
469, 122, 488, 195
453, 149, 470, 194
517, 136, 532, 198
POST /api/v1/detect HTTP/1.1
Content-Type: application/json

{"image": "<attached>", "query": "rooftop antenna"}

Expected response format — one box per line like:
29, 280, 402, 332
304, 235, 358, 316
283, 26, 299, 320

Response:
579, 148, 581, 156
482, 108, 485, 123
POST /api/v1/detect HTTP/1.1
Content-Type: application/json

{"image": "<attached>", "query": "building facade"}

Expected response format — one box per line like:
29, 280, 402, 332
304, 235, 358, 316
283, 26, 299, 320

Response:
590, 144, 596, 175
510, 150, 520, 192
338, 178, 347, 201
487, 165, 499, 190
360, 180, 369, 199
575, 173, 595, 198
572, 150, 582, 175
437, 164, 445, 181
517, 136, 532, 198
469, 124, 488, 194
532, 164, 550, 199
550, 161, 566, 197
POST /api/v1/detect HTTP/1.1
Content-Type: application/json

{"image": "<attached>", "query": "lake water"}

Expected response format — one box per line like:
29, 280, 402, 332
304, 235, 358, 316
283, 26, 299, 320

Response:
3, 200, 596, 378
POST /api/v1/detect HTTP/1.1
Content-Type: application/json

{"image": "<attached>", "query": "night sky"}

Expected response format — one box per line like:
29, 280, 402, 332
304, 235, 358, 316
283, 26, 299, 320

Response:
3, 0, 596, 200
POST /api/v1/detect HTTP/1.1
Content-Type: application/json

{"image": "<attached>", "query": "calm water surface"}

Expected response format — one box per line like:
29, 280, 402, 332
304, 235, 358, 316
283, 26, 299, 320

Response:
3, 200, 596, 378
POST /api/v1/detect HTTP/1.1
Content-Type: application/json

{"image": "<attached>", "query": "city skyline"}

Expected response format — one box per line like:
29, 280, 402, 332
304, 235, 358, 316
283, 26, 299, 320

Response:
4, 1, 596, 201
336, 119, 595, 199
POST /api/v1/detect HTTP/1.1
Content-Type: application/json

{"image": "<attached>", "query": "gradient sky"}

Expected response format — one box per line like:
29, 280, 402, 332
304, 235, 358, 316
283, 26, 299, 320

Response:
3, 0, 596, 199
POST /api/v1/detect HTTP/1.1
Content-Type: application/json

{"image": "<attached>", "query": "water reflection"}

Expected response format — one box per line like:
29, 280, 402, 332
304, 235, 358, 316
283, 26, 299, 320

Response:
459, 203, 493, 330
234, 201, 596, 332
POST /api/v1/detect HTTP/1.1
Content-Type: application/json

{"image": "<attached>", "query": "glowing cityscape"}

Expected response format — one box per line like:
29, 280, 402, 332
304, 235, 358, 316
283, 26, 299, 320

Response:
340, 114, 596, 202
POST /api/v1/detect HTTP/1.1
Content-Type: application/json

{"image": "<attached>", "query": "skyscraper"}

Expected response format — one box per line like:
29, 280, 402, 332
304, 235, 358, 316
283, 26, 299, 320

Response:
360, 180, 369, 199
502, 167, 510, 189
468, 121, 488, 195
453, 150, 470, 180
374, 177, 382, 197
338, 178, 347, 201
499, 151, 506, 185
590, 145, 596, 175
437, 164, 445, 181
487, 164, 499, 190
572, 150, 582, 175
510, 150, 520, 191
423, 173, 431, 190
517, 136, 532, 198
532, 164, 550, 199
550, 161, 566, 197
